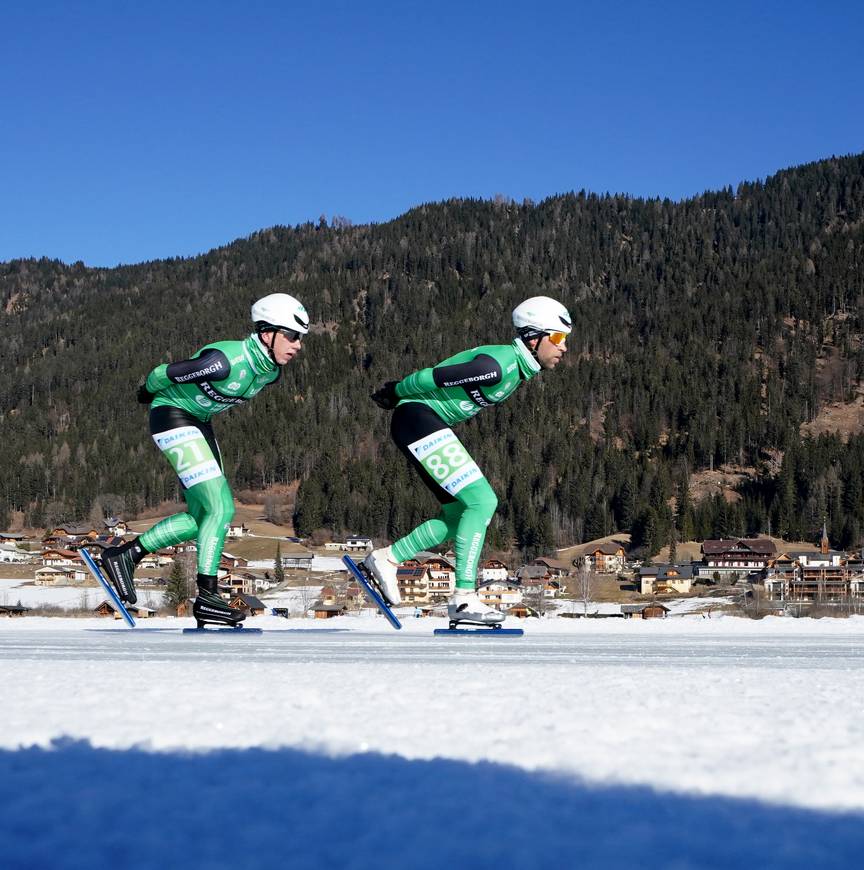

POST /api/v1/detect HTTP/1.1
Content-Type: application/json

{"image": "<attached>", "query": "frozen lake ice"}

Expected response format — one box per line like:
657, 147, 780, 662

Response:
2, 614, 863, 868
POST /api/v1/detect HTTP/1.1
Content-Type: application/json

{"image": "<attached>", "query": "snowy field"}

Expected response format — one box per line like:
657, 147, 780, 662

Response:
2, 614, 864, 869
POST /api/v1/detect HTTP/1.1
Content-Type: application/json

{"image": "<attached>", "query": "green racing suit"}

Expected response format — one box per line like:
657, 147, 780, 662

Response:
137, 334, 279, 576
387, 338, 541, 589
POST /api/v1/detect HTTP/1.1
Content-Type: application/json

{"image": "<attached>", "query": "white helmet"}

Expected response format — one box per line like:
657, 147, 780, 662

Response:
251, 293, 309, 335
512, 296, 572, 337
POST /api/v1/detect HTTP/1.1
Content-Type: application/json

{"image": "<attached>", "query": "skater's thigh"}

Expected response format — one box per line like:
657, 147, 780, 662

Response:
391, 404, 484, 503
150, 406, 224, 490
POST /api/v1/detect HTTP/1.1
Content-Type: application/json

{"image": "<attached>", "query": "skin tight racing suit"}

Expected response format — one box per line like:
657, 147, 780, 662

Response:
136, 334, 279, 577
386, 337, 541, 590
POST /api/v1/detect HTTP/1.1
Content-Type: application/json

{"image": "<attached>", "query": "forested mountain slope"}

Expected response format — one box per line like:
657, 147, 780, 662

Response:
2, 154, 863, 554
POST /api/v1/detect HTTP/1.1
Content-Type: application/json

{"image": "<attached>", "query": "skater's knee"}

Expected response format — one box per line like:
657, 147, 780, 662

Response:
461, 480, 498, 520
212, 493, 235, 527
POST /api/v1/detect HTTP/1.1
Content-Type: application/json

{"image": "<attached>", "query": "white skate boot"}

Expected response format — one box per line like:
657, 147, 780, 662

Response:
362, 546, 402, 605
447, 589, 505, 627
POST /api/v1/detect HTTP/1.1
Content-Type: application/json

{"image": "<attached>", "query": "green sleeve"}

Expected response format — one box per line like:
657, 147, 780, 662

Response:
145, 364, 171, 393
395, 367, 437, 397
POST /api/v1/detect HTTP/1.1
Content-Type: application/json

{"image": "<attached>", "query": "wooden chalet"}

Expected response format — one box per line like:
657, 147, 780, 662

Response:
229, 593, 267, 616
345, 581, 364, 603
573, 542, 627, 574
528, 557, 570, 577
639, 564, 693, 595
223, 571, 258, 596
220, 552, 249, 570
621, 603, 670, 619
312, 602, 346, 619
43, 525, 101, 545
41, 548, 79, 567
516, 565, 562, 596
93, 601, 118, 618
700, 538, 776, 580
103, 517, 128, 537
35, 566, 86, 585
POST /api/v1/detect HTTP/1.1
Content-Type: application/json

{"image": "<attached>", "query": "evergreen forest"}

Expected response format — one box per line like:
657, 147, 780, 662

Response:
2, 154, 864, 557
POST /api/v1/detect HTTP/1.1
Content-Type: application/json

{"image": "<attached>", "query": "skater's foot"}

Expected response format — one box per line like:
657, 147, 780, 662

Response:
100, 545, 139, 604
363, 546, 402, 605
192, 588, 247, 628
447, 590, 504, 625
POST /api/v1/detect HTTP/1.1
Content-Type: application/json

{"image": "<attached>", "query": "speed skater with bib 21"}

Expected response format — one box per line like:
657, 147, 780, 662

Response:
100, 294, 308, 629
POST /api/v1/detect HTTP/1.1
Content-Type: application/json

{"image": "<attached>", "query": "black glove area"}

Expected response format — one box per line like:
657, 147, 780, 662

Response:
137, 384, 155, 405
371, 381, 399, 410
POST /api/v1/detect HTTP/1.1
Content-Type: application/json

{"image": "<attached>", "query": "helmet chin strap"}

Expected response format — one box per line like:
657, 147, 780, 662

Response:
518, 330, 544, 362
258, 328, 284, 366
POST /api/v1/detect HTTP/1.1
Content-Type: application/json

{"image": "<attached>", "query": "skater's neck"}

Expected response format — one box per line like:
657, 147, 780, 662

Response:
245, 333, 279, 374
513, 337, 541, 378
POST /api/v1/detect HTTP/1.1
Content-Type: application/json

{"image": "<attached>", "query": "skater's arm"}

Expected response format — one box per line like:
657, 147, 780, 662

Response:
396, 352, 503, 397
145, 348, 232, 393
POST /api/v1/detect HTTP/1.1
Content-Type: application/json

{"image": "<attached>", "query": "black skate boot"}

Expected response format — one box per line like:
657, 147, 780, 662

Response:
100, 539, 146, 604
192, 575, 247, 629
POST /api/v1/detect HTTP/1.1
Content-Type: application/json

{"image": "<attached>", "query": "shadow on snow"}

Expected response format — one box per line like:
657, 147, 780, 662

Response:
1, 741, 862, 869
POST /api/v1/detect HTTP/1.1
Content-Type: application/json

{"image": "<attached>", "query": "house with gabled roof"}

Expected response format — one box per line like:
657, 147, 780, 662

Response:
397, 564, 432, 604
639, 564, 693, 595
41, 549, 79, 568
528, 557, 569, 577
764, 525, 852, 603
573, 542, 627, 574
35, 566, 86, 585
477, 577, 523, 611
516, 565, 562, 596
480, 559, 509, 583
43, 525, 102, 545
345, 535, 373, 552
700, 538, 776, 581
103, 517, 128, 537
229, 593, 266, 616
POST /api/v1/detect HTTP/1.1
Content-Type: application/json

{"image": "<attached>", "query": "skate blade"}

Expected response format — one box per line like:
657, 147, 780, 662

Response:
182, 627, 263, 634
357, 562, 398, 607
434, 627, 523, 636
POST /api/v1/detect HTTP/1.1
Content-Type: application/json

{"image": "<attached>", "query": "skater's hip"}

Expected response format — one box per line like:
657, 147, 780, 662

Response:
149, 404, 216, 439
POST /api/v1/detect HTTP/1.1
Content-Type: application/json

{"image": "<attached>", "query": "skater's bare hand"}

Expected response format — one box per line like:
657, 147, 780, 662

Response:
371, 381, 399, 410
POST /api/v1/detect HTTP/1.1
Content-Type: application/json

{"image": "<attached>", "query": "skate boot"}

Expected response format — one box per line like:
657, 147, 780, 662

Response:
100, 539, 146, 604
192, 575, 247, 629
362, 546, 402, 605
447, 589, 505, 628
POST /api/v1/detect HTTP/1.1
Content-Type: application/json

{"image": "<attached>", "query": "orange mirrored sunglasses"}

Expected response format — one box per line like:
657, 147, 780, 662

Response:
547, 331, 567, 346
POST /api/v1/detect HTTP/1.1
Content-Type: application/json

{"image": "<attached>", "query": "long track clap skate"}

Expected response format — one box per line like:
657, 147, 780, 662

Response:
342, 555, 402, 630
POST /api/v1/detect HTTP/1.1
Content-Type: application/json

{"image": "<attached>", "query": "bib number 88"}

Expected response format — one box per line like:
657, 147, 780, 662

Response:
424, 443, 469, 480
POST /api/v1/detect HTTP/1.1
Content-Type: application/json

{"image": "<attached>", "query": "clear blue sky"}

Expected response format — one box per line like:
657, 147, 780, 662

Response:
2, 0, 862, 267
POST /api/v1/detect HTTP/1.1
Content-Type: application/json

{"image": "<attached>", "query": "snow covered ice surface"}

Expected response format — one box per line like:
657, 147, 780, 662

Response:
2, 615, 864, 869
